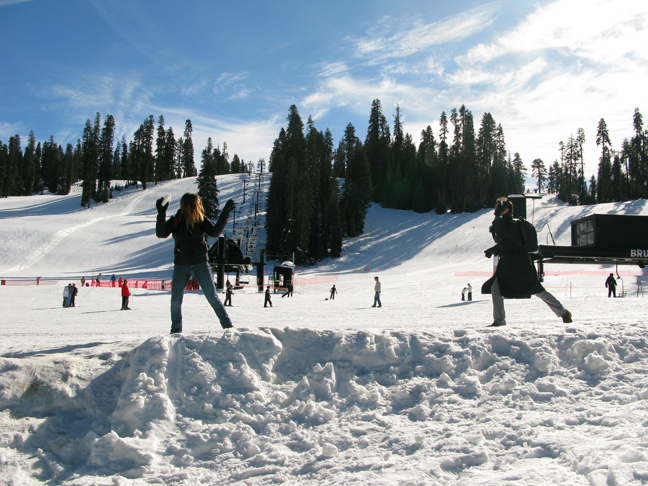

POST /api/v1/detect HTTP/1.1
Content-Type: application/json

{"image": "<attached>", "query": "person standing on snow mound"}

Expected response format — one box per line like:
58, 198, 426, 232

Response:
156, 193, 235, 334
481, 197, 572, 327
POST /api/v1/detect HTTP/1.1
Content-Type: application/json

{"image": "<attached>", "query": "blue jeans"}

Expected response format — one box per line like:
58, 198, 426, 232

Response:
373, 292, 382, 307
171, 262, 233, 332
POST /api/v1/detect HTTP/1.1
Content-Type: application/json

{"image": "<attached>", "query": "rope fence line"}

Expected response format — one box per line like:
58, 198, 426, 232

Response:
455, 270, 648, 277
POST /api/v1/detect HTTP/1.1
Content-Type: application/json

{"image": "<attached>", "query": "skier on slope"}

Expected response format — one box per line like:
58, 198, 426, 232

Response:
481, 197, 572, 327
156, 193, 235, 334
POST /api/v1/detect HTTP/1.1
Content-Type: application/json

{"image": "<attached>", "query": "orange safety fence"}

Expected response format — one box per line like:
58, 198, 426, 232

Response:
455, 270, 648, 277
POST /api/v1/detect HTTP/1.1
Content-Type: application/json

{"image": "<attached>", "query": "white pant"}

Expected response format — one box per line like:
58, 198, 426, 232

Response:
491, 277, 566, 325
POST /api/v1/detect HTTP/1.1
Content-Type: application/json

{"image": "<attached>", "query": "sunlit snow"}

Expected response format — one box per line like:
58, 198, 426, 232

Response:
2, 174, 648, 485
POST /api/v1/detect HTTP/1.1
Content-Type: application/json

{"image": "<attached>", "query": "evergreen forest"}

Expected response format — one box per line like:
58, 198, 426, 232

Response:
265, 102, 648, 264
0, 114, 250, 208
1, 103, 646, 266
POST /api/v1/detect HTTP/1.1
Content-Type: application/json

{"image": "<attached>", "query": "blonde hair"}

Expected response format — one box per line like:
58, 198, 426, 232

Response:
179, 193, 205, 229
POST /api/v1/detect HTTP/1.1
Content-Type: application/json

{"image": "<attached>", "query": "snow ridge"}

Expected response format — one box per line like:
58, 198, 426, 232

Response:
3, 326, 648, 484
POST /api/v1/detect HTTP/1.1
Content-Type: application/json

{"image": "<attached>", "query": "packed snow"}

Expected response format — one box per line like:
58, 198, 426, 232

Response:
2, 174, 648, 485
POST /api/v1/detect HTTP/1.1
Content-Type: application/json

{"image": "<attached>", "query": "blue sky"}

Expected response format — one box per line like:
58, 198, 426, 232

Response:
1, 0, 646, 179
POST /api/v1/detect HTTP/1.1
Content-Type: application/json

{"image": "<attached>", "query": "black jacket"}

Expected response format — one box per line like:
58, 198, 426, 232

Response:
156, 210, 230, 265
482, 214, 545, 298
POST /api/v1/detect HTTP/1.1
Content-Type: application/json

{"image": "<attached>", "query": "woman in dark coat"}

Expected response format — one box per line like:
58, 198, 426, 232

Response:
156, 193, 235, 333
482, 197, 572, 327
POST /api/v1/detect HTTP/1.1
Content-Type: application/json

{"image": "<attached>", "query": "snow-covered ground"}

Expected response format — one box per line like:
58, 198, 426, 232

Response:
2, 174, 648, 485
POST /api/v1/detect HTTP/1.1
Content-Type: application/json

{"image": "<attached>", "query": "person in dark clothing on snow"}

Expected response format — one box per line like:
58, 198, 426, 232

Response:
605, 273, 617, 298
224, 282, 233, 307
156, 193, 235, 333
281, 282, 293, 298
70, 283, 78, 307
482, 197, 572, 327
264, 286, 273, 307
330, 285, 337, 300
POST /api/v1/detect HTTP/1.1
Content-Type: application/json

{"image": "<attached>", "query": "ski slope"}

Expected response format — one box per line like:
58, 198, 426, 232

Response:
2, 174, 648, 485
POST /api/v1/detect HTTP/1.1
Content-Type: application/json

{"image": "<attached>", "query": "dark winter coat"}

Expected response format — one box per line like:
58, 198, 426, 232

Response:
605, 275, 617, 289
156, 209, 231, 265
482, 214, 544, 298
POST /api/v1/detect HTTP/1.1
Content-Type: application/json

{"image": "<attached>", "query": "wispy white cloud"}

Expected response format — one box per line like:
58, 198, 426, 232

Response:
350, 3, 500, 62
0, 0, 32, 6
0, 121, 25, 140
302, 75, 435, 123
314, 61, 349, 78
213, 72, 249, 94
151, 105, 282, 164
458, 0, 648, 67
44, 73, 148, 115
446, 0, 648, 174
212, 72, 254, 101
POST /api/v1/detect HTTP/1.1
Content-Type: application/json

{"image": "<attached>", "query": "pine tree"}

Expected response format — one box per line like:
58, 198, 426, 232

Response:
476, 113, 496, 204
113, 142, 121, 180
492, 123, 508, 198
6, 135, 22, 196
155, 115, 166, 183
22, 131, 37, 195
98, 114, 115, 201
530, 158, 547, 192
43, 136, 62, 195
266, 129, 288, 255
365, 99, 391, 203
596, 118, 612, 203
547, 160, 561, 194
34, 142, 43, 193
575, 128, 587, 203
119, 136, 129, 180
182, 120, 196, 177
231, 154, 241, 173
511, 152, 526, 194
163, 127, 176, 181
630, 108, 647, 198
341, 124, 372, 237
60, 143, 74, 195
0, 140, 5, 197
197, 137, 220, 220
589, 175, 597, 201
81, 118, 99, 207
320, 128, 342, 258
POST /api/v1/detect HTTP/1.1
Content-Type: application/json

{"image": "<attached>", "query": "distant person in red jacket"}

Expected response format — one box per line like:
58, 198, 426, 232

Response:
121, 279, 131, 310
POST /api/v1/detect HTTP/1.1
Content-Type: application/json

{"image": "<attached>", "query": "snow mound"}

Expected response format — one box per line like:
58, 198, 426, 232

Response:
3, 326, 648, 484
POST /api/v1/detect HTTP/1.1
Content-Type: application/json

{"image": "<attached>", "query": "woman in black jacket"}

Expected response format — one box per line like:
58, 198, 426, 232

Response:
156, 193, 235, 333
482, 197, 572, 327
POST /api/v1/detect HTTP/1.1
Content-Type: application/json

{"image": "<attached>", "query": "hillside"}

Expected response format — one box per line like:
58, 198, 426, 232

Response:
2, 175, 648, 485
